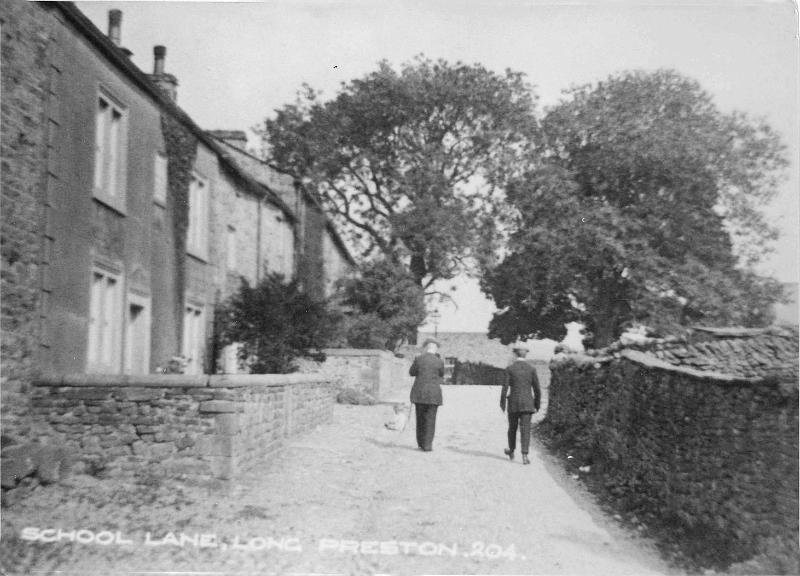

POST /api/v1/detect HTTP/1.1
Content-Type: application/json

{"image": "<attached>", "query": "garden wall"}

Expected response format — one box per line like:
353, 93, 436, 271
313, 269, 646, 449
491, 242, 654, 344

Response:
26, 373, 338, 481
541, 349, 798, 568
452, 360, 550, 388
310, 349, 412, 401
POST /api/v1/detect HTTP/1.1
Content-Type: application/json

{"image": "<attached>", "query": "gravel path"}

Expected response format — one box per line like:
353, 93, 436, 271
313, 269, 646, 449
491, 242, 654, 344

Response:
1, 386, 679, 575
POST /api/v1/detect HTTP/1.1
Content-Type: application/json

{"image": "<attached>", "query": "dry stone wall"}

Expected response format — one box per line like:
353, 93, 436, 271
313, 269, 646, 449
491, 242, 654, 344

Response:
300, 349, 411, 401
25, 373, 338, 481
541, 340, 798, 569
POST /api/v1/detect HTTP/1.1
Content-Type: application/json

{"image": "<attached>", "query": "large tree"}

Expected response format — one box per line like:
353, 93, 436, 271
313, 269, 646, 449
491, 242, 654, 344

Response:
262, 56, 538, 292
482, 70, 787, 348
336, 259, 427, 351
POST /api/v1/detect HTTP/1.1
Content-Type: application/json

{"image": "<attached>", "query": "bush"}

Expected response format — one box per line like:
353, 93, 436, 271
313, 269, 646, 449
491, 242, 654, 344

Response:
337, 260, 426, 350
217, 274, 339, 373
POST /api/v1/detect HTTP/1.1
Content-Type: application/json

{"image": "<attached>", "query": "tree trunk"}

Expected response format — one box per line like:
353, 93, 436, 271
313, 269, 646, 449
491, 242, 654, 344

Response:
591, 283, 625, 348
407, 250, 428, 346
592, 318, 617, 349
410, 252, 427, 286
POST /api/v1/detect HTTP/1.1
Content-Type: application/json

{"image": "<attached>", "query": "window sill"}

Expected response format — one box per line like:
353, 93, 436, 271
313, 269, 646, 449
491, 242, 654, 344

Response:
187, 249, 208, 264
93, 192, 127, 216
86, 364, 122, 375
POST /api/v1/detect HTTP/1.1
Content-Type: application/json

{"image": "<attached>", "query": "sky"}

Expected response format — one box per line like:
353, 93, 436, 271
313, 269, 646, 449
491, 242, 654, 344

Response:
77, 0, 800, 333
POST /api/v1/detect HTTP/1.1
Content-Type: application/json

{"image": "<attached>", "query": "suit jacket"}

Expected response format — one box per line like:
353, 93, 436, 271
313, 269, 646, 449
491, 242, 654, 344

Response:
501, 360, 541, 413
409, 352, 444, 405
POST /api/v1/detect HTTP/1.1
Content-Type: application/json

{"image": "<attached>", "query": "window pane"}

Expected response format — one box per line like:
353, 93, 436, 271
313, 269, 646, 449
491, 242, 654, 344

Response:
102, 276, 117, 366
154, 153, 167, 202
107, 110, 121, 197
94, 101, 108, 190
88, 272, 104, 365
227, 226, 236, 270
187, 175, 208, 257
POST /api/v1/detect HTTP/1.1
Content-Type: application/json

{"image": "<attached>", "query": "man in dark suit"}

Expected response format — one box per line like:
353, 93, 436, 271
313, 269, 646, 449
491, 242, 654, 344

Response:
409, 338, 444, 452
500, 346, 541, 465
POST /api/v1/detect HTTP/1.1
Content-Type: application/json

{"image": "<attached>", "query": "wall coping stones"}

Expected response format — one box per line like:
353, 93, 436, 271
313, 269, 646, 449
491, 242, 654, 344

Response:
34, 372, 336, 389
551, 353, 614, 366
34, 374, 209, 388
322, 348, 398, 359
619, 349, 761, 384
207, 373, 330, 387
552, 350, 768, 385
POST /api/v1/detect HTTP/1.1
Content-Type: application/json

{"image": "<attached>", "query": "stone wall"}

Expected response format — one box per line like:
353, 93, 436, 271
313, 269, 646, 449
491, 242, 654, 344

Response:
452, 360, 550, 389
24, 373, 338, 481
540, 349, 798, 569
0, 0, 52, 405
301, 349, 412, 401
605, 326, 798, 381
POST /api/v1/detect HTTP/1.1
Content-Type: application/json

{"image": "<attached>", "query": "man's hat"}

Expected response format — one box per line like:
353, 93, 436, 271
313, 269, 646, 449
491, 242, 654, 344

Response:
512, 345, 529, 355
423, 338, 440, 348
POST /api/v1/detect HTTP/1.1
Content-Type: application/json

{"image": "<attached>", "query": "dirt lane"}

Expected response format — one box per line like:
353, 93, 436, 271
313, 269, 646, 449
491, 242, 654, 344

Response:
1, 386, 678, 575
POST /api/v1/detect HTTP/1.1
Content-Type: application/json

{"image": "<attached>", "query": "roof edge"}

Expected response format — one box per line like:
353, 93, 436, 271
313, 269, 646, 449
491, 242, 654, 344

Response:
52, 2, 294, 221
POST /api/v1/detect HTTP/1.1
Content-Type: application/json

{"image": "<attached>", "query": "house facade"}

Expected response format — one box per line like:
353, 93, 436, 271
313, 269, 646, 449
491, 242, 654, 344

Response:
208, 132, 356, 300
0, 0, 354, 401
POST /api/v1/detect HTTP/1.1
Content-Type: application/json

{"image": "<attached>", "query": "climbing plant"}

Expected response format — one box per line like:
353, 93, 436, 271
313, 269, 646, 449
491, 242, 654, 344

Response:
160, 113, 197, 348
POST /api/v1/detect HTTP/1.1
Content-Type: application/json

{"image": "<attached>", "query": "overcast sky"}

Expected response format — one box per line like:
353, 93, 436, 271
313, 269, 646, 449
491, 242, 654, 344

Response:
78, 0, 799, 332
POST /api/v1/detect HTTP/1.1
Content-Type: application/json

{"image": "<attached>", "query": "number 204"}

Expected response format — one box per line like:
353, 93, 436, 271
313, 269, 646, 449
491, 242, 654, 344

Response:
468, 541, 518, 560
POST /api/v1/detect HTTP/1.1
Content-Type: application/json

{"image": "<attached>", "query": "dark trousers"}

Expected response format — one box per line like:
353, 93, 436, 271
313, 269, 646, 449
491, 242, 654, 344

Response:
415, 403, 438, 450
507, 411, 532, 454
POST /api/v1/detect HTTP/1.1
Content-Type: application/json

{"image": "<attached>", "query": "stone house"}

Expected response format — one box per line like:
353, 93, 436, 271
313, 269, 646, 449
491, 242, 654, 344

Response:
0, 0, 354, 403
208, 131, 356, 301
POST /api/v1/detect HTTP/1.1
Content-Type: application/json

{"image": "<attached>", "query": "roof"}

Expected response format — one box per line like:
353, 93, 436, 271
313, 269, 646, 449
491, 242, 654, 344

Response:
51, 2, 294, 221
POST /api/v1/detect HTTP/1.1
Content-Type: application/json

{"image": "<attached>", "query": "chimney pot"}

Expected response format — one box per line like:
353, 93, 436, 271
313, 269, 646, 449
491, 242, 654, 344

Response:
153, 45, 166, 74
108, 10, 122, 46
148, 45, 178, 102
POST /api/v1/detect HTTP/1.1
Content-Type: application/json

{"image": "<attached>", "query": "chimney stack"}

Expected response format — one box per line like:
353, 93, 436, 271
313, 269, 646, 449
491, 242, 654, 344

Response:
147, 45, 179, 102
153, 45, 166, 75
108, 10, 122, 46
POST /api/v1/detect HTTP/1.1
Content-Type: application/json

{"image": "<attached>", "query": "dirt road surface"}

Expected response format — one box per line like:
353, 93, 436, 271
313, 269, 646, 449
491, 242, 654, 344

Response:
1, 386, 678, 575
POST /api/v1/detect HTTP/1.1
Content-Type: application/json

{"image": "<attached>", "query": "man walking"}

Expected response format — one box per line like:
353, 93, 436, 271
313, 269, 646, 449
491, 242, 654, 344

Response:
500, 346, 541, 465
409, 338, 444, 452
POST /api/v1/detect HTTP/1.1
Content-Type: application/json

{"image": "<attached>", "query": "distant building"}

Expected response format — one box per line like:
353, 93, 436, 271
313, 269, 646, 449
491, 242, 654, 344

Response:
402, 332, 551, 387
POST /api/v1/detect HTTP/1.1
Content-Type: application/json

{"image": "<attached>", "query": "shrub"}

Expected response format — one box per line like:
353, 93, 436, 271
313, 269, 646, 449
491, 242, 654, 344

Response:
217, 274, 339, 373
337, 260, 426, 350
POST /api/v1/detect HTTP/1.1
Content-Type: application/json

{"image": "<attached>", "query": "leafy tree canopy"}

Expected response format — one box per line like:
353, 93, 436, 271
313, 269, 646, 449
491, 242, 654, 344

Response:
336, 259, 427, 350
482, 70, 787, 348
262, 55, 538, 291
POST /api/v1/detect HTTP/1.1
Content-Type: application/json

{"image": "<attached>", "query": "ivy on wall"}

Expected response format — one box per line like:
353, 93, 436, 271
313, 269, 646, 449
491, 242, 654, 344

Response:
160, 113, 197, 348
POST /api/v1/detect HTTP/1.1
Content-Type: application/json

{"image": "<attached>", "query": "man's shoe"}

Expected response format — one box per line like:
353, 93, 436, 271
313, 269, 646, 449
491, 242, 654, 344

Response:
504, 449, 514, 460
522, 454, 530, 465
423, 447, 433, 452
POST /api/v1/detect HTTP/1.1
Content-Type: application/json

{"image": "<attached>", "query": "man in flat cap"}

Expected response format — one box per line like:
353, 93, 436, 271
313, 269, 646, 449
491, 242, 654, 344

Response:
409, 338, 445, 451
500, 346, 541, 465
